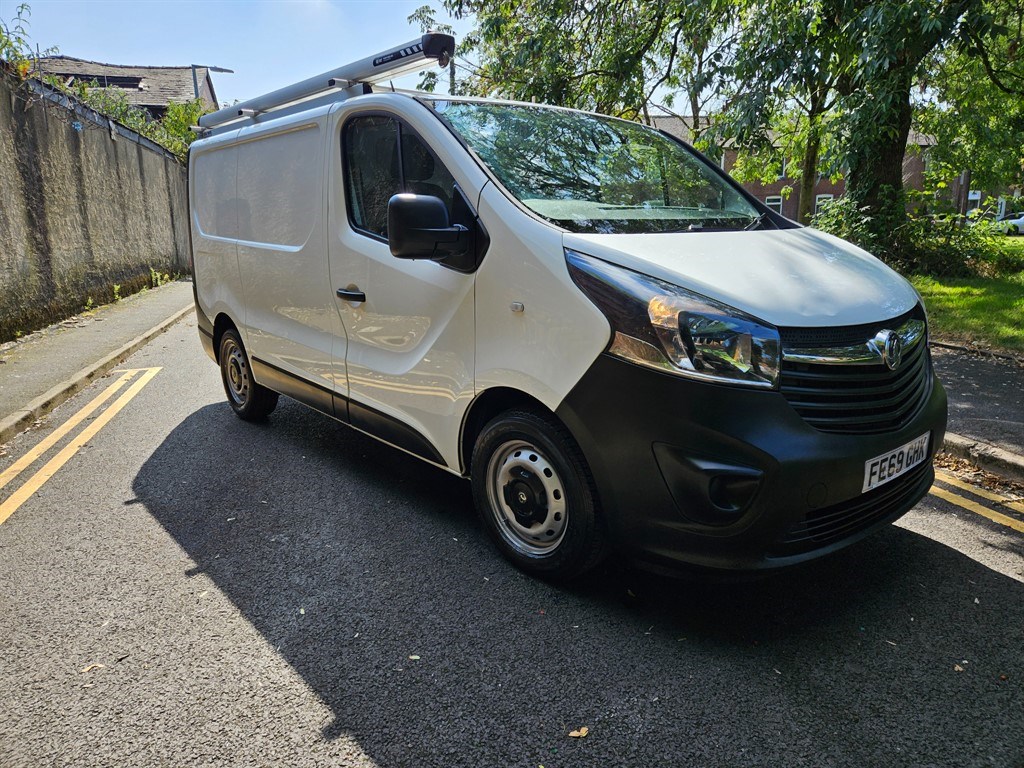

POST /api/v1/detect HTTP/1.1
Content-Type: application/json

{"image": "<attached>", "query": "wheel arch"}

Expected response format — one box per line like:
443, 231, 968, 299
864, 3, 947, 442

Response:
459, 387, 566, 476
212, 313, 239, 363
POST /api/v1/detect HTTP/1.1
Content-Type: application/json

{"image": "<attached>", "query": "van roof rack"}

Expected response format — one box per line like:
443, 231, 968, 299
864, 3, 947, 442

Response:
197, 33, 455, 131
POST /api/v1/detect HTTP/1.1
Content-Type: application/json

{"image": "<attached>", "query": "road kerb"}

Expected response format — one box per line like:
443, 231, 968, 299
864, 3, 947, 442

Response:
0, 305, 194, 446
940, 432, 1024, 485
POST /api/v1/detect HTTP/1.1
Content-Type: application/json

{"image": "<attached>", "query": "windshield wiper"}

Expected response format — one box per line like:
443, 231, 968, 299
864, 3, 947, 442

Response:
744, 212, 770, 231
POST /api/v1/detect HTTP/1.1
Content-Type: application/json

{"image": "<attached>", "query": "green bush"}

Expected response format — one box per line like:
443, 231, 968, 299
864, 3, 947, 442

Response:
811, 195, 1020, 277
53, 78, 205, 161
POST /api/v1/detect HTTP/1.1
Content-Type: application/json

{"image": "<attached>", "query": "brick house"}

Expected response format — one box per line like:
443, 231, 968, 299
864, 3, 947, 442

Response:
653, 116, 948, 220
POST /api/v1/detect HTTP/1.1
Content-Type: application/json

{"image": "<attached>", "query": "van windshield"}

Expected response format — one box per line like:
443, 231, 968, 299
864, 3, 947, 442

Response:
426, 100, 761, 235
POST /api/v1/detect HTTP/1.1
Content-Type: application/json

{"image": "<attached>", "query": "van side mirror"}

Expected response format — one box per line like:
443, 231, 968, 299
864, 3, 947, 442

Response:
387, 194, 470, 260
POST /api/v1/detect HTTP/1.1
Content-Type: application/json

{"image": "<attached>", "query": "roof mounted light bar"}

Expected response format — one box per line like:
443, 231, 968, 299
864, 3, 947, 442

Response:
198, 32, 455, 130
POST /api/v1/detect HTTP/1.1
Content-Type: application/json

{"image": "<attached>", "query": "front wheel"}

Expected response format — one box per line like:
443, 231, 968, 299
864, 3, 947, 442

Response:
471, 409, 607, 580
219, 329, 279, 421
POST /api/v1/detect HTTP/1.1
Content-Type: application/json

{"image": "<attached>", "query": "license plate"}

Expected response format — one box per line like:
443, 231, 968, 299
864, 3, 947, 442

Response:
862, 433, 930, 493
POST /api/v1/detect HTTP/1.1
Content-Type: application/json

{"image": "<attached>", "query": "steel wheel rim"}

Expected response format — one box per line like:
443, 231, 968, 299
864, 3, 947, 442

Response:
224, 341, 250, 407
485, 439, 567, 556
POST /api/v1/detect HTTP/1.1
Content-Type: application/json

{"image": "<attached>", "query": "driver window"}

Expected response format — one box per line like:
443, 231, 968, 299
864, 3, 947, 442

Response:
344, 115, 460, 240
344, 115, 400, 238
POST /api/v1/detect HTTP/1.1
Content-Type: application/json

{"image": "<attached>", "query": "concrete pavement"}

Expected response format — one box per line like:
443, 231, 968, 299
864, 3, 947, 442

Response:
0, 281, 194, 445
0, 282, 1022, 482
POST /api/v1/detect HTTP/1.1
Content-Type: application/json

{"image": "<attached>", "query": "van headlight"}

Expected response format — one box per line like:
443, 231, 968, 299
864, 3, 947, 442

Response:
565, 249, 780, 389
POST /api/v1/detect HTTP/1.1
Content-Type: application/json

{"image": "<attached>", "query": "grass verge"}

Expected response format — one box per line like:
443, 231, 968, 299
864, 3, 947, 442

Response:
912, 267, 1024, 354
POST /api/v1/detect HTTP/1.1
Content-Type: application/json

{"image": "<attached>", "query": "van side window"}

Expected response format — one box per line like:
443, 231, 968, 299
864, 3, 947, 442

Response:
344, 115, 460, 240
344, 115, 401, 238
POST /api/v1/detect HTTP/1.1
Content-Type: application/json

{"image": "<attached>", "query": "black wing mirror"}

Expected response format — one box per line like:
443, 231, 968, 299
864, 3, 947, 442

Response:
387, 194, 470, 260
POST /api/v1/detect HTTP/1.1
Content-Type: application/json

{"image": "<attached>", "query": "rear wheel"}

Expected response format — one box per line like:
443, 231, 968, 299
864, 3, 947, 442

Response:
219, 329, 278, 421
471, 409, 607, 580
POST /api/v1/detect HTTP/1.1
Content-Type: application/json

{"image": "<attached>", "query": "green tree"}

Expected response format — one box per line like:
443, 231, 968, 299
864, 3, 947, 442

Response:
915, 44, 1024, 212
439, 0, 1022, 261
913, 0, 1024, 212
444, 0, 734, 125
960, 0, 1024, 97
839, 1, 978, 249
719, 0, 849, 223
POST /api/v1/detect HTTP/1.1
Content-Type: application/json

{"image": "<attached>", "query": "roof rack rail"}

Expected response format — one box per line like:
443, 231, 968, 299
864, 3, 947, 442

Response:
197, 32, 455, 131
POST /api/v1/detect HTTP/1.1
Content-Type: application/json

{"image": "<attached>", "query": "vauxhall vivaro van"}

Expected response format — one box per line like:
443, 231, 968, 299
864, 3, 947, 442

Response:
188, 34, 947, 579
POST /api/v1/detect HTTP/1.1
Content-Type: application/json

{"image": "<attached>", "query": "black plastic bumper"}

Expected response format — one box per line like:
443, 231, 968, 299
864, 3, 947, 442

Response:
555, 353, 947, 572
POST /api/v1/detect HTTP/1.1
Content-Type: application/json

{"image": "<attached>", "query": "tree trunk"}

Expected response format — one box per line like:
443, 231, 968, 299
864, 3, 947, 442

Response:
958, 168, 972, 218
689, 91, 702, 142
798, 110, 823, 224
844, 66, 914, 250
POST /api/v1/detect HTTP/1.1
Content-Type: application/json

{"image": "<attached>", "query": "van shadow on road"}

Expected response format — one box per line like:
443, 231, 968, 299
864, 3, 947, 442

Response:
132, 400, 1024, 767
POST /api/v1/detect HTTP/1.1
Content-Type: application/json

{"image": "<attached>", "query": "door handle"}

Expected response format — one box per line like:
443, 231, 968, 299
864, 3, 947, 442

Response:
336, 287, 366, 302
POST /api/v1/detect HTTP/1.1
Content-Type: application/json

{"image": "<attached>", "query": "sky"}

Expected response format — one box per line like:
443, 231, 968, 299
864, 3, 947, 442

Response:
1, 0, 474, 105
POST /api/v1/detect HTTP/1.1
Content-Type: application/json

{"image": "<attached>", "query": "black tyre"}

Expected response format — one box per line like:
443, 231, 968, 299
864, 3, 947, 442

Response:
219, 329, 279, 421
471, 409, 607, 580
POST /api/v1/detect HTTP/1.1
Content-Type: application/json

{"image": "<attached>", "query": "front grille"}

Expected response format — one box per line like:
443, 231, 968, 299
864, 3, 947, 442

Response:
779, 311, 930, 435
769, 461, 932, 557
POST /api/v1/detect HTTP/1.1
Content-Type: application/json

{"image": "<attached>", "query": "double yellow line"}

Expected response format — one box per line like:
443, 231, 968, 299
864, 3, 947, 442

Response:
3, 369, 1021, 541
0, 367, 161, 526
931, 469, 1024, 534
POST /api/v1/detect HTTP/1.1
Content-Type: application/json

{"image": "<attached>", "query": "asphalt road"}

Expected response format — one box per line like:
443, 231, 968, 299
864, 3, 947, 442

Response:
1, 315, 1022, 768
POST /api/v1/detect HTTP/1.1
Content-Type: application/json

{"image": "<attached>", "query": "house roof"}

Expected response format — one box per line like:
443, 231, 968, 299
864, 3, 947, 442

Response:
34, 56, 220, 110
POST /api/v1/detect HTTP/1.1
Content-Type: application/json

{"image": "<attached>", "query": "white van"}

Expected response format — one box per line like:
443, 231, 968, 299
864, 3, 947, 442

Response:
188, 35, 947, 579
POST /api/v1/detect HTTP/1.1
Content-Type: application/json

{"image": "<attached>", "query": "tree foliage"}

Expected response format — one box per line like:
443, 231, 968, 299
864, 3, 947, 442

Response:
446, 0, 1023, 261
444, 0, 734, 127
717, 0, 849, 223
911, 0, 1024, 208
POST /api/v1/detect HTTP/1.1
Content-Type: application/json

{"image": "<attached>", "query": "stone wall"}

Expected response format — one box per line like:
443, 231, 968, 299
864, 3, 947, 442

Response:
0, 75, 190, 342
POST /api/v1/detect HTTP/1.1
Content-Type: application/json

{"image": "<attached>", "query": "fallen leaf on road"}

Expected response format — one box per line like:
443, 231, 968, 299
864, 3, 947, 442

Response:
568, 727, 589, 738
408, 655, 420, 660
954, 664, 965, 672
80, 663, 105, 674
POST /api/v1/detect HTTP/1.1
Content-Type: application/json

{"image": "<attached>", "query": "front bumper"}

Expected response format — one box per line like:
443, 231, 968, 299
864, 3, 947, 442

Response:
555, 353, 947, 572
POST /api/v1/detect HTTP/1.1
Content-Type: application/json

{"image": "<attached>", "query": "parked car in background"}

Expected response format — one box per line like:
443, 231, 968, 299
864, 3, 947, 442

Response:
996, 210, 1024, 234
